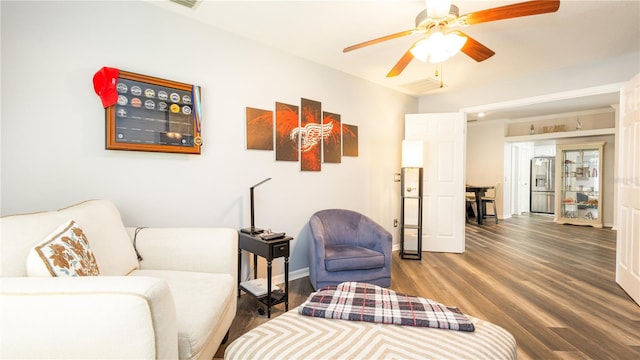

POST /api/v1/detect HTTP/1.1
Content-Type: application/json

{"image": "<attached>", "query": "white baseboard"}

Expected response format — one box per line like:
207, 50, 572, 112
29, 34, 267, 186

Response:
272, 267, 309, 285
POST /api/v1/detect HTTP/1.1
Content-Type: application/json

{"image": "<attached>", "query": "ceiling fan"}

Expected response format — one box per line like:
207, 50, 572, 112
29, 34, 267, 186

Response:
343, 0, 560, 78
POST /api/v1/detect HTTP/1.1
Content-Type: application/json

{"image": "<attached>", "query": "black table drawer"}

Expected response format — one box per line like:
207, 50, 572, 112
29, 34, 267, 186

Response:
271, 242, 289, 258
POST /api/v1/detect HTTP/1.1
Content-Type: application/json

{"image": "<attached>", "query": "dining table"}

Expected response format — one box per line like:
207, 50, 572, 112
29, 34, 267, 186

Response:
466, 185, 495, 225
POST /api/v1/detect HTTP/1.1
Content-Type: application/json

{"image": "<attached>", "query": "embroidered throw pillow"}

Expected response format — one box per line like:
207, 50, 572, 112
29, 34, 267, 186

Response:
27, 220, 100, 277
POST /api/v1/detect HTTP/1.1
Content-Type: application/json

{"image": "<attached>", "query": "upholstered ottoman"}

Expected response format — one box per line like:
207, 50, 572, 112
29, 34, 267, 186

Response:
226, 281, 516, 360
224, 306, 516, 359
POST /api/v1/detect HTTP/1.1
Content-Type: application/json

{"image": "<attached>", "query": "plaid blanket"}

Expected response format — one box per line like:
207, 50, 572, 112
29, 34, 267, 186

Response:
298, 282, 475, 332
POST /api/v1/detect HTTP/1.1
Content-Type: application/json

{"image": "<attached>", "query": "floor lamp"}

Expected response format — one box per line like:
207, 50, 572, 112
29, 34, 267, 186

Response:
400, 140, 424, 260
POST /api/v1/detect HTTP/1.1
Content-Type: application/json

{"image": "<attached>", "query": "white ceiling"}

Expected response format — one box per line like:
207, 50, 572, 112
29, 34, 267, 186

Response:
150, 0, 639, 119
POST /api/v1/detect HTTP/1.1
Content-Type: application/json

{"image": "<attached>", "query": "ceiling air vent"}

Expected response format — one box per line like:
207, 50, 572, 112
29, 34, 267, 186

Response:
170, 0, 201, 9
401, 77, 445, 95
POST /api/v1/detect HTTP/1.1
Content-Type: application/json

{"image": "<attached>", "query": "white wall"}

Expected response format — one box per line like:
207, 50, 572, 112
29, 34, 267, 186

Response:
466, 120, 506, 217
0, 1, 418, 275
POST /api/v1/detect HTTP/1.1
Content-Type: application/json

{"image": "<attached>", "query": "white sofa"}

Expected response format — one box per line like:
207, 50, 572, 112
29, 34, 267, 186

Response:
0, 199, 238, 359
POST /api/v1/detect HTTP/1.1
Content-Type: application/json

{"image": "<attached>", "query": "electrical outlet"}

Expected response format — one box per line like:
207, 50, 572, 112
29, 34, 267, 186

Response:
393, 219, 398, 227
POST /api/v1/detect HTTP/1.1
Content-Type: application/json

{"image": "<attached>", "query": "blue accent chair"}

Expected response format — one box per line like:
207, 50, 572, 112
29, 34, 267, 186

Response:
308, 209, 392, 290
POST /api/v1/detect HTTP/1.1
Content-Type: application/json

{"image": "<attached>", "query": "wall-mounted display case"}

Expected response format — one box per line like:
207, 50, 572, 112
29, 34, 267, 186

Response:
105, 70, 202, 154
555, 142, 604, 228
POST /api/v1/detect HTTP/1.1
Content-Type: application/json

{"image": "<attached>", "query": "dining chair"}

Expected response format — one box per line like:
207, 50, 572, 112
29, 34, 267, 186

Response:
481, 185, 499, 224
465, 192, 477, 223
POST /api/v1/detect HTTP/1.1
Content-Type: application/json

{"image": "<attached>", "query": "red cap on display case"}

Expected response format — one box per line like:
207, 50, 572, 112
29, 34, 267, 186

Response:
92, 67, 119, 108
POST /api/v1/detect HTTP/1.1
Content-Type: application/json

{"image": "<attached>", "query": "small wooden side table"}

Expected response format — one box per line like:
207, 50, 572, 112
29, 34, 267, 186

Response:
237, 231, 291, 318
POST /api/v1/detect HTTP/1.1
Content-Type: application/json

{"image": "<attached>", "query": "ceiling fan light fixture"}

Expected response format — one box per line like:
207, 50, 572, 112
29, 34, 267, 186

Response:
426, 0, 452, 20
445, 32, 467, 56
409, 38, 430, 62
429, 49, 451, 64
410, 31, 467, 64
427, 31, 450, 63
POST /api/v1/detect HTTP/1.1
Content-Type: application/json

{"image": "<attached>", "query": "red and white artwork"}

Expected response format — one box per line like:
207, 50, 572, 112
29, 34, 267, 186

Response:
245, 107, 273, 150
300, 98, 322, 171
245, 98, 358, 172
275, 102, 299, 161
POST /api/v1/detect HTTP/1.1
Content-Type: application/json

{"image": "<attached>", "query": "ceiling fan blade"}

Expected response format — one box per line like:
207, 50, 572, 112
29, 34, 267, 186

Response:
462, 0, 560, 25
386, 50, 414, 78
343, 30, 415, 53
456, 31, 495, 62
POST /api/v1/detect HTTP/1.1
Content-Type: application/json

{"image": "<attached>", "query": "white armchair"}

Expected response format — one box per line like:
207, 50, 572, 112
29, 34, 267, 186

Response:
0, 200, 237, 360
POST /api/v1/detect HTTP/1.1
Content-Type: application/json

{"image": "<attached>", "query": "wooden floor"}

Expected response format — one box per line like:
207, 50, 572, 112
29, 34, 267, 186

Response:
215, 214, 640, 359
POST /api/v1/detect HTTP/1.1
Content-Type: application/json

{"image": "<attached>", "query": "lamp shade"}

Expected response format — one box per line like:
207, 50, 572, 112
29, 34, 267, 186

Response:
402, 140, 424, 167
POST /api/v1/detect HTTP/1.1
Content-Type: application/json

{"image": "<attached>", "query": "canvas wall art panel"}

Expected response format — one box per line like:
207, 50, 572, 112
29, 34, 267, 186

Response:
343, 124, 359, 156
300, 98, 322, 171
275, 102, 299, 161
322, 111, 342, 163
246, 107, 273, 150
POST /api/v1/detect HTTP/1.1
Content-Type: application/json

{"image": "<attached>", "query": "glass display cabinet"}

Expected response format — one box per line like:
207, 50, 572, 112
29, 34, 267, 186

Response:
555, 142, 604, 228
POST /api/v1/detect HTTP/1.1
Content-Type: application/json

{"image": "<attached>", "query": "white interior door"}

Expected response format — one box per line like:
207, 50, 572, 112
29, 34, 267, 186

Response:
616, 73, 640, 306
405, 112, 466, 253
